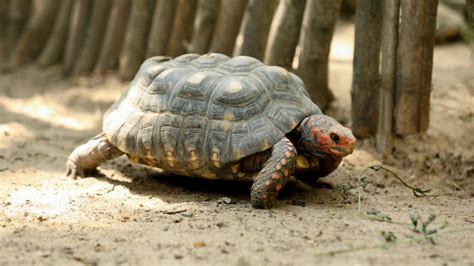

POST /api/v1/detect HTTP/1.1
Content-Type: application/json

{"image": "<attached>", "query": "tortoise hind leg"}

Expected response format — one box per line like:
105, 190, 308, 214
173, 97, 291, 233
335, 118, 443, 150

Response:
66, 133, 124, 179
249, 137, 297, 209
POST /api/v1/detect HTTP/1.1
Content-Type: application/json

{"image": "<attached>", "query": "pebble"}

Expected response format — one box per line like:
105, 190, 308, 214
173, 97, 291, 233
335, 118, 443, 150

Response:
217, 197, 233, 204
180, 211, 193, 218
162, 208, 187, 215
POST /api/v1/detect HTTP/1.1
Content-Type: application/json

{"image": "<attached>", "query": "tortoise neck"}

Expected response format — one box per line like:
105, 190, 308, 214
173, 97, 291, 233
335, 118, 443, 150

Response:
287, 117, 312, 155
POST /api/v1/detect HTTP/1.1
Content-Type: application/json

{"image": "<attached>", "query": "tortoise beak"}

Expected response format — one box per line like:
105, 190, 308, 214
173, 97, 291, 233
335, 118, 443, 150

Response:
330, 134, 356, 157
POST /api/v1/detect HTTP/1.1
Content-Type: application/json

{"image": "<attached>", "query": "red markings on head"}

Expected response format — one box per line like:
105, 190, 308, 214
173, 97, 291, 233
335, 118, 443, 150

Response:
302, 114, 356, 158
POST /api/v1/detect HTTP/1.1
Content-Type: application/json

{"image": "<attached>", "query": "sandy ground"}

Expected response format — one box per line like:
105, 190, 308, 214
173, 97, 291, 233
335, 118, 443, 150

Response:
0, 23, 473, 265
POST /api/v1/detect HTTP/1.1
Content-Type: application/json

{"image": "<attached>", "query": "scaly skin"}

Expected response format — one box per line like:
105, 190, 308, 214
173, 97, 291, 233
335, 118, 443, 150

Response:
249, 137, 296, 209
66, 133, 124, 179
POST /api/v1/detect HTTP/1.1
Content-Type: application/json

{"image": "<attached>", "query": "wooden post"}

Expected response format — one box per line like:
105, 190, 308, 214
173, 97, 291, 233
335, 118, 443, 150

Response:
63, 0, 91, 76
351, 0, 383, 138
394, 0, 438, 135
10, 0, 60, 66
37, 0, 73, 67
94, 0, 131, 74
297, 0, 341, 110
146, 0, 178, 57
73, 0, 112, 75
0, 0, 10, 63
376, 0, 400, 154
7, 0, 31, 58
188, 0, 220, 54
264, 0, 306, 69
209, 0, 247, 56
467, 0, 474, 32
233, 0, 277, 60
166, 0, 198, 57
118, 0, 154, 80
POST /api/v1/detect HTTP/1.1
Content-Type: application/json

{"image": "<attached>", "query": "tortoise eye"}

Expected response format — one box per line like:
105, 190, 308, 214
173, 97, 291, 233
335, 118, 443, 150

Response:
330, 133, 340, 144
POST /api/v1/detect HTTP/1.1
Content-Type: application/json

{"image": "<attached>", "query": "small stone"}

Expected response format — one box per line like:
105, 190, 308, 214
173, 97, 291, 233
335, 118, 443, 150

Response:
162, 208, 187, 215
218, 197, 233, 204
174, 254, 183, 260
173, 217, 183, 223
180, 211, 193, 218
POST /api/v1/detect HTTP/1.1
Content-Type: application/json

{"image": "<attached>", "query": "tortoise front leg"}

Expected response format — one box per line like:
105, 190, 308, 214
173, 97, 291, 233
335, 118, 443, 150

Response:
66, 133, 124, 179
248, 137, 297, 209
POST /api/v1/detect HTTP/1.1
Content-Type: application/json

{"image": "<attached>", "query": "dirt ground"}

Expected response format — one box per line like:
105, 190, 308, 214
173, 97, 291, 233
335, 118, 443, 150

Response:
1, 22, 473, 265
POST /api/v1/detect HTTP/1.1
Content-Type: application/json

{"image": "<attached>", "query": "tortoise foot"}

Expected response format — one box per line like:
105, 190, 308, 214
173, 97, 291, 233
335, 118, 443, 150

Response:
65, 159, 98, 179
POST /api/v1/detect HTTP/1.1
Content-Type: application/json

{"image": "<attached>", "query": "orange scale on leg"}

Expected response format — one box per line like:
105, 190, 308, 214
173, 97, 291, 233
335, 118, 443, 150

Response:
280, 158, 287, 165
272, 172, 281, 180
276, 164, 282, 170
276, 184, 283, 191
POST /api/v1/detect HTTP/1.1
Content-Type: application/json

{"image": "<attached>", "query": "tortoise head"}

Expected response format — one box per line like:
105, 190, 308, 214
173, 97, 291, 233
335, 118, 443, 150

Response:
297, 114, 356, 158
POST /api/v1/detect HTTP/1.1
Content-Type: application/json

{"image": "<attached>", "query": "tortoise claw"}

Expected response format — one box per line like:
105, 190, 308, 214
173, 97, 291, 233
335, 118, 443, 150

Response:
250, 193, 274, 209
66, 160, 87, 179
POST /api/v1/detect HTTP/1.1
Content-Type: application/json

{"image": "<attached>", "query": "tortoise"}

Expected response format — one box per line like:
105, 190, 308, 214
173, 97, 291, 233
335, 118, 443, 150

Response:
66, 53, 356, 208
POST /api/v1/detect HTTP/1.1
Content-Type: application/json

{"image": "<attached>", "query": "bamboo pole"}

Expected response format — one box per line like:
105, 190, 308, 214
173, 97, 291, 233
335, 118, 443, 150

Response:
166, 0, 198, 57
297, 0, 342, 110
63, 0, 91, 76
233, 0, 277, 60
209, 0, 247, 56
94, 0, 131, 74
7, 0, 31, 58
188, 0, 220, 54
10, 0, 60, 66
37, 0, 73, 67
394, 0, 438, 135
118, 0, 154, 80
264, 0, 306, 69
146, 0, 178, 57
0, 0, 10, 63
376, 0, 400, 155
467, 0, 474, 32
73, 0, 112, 75
351, 0, 383, 138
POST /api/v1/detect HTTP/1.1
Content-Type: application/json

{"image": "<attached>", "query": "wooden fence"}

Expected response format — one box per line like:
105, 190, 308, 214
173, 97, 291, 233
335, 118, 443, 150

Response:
0, 0, 463, 155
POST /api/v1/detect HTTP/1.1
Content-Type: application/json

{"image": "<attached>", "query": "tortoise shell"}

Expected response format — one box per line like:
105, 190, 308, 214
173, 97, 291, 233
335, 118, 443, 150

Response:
103, 53, 321, 179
